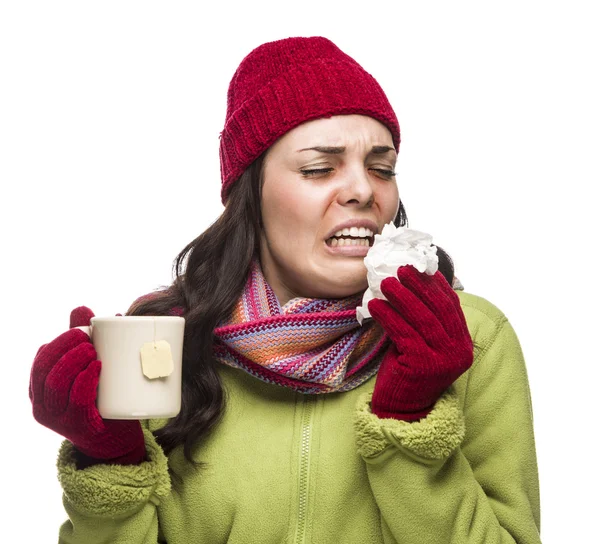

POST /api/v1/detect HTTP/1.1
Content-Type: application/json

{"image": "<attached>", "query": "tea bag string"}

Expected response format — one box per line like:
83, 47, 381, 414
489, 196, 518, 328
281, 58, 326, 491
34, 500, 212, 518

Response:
153, 317, 157, 350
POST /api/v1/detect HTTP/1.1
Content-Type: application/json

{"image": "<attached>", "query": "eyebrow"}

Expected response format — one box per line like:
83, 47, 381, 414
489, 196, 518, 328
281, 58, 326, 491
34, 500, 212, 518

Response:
298, 145, 346, 155
297, 145, 396, 156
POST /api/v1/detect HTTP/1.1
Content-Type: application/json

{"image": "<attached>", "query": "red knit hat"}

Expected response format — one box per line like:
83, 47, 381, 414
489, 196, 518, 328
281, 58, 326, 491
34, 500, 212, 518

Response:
218, 36, 401, 205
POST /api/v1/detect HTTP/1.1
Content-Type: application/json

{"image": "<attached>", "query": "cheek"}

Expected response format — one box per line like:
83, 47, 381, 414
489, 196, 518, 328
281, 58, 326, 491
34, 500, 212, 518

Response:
263, 183, 324, 243
263, 185, 297, 234
381, 183, 400, 221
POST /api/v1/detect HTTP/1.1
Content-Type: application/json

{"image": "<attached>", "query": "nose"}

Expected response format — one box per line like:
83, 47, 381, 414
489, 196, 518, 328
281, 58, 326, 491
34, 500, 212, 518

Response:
336, 163, 375, 207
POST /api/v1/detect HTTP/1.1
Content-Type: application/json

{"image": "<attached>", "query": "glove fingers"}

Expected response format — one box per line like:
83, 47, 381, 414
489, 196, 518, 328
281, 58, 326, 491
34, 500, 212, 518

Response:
29, 343, 49, 402
368, 298, 422, 345
44, 342, 98, 415
30, 329, 91, 405
395, 267, 467, 340
35, 343, 49, 358
68, 359, 104, 434
396, 266, 458, 313
378, 276, 448, 347
69, 306, 95, 328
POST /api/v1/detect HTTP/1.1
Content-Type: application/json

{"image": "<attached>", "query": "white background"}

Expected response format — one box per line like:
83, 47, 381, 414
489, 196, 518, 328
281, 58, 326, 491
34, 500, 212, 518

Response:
1, 1, 598, 542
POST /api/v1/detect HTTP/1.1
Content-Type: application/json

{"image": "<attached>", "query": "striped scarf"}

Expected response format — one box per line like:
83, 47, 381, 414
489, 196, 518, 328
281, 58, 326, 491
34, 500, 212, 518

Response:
212, 256, 391, 394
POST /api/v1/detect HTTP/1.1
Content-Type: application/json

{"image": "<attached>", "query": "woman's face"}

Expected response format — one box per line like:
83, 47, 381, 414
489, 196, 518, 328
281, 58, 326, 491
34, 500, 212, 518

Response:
259, 114, 400, 305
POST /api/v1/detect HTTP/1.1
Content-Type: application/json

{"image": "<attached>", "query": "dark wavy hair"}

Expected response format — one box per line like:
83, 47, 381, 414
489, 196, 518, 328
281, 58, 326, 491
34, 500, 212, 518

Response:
126, 150, 455, 466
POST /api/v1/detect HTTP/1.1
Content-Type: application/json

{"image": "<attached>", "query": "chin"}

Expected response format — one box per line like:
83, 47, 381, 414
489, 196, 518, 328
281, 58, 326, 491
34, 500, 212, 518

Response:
316, 274, 368, 299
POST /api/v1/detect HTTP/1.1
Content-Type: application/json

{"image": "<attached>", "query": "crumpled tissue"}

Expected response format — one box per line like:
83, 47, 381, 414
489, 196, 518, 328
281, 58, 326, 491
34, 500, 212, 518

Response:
356, 223, 439, 325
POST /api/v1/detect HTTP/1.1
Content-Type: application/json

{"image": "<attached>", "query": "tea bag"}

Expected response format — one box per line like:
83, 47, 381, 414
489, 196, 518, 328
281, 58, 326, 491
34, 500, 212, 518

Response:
140, 340, 174, 379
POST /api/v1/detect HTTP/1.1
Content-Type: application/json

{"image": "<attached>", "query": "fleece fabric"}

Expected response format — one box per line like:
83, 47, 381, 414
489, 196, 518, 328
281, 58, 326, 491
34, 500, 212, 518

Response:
56, 290, 541, 544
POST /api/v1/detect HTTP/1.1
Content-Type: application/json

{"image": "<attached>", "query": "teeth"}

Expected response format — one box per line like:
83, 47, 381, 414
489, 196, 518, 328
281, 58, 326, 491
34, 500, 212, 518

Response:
333, 227, 373, 238
329, 238, 370, 247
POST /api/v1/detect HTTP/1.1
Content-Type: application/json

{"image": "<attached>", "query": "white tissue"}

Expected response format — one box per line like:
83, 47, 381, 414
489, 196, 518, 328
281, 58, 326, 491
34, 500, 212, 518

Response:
356, 223, 439, 325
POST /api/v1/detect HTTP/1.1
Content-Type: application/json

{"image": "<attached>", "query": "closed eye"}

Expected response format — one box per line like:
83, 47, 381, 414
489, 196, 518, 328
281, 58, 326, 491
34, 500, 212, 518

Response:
300, 168, 333, 177
369, 168, 396, 179
300, 168, 396, 179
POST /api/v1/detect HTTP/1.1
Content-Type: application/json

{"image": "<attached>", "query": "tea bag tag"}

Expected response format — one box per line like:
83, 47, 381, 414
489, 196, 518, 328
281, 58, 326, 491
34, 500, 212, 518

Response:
140, 340, 174, 379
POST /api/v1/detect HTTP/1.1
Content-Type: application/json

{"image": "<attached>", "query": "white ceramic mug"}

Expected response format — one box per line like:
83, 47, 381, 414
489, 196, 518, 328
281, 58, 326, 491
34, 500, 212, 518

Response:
76, 316, 185, 420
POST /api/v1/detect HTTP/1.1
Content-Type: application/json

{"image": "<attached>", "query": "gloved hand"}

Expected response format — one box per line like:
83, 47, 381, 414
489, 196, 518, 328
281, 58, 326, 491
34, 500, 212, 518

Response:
368, 265, 474, 421
29, 306, 146, 467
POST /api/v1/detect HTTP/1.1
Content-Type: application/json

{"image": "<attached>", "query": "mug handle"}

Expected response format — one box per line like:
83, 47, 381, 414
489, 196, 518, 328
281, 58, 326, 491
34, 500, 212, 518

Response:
73, 312, 121, 337
74, 325, 92, 337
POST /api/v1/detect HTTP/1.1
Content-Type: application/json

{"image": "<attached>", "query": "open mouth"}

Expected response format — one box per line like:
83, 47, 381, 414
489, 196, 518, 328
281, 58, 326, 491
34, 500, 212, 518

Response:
325, 235, 374, 248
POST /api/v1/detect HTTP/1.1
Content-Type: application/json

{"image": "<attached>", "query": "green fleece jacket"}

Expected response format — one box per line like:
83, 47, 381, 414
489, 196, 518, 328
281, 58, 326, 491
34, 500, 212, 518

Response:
56, 291, 541, 543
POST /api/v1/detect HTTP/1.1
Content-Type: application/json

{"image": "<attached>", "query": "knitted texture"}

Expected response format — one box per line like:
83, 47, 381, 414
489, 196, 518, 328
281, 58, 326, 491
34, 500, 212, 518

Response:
55, 291, 541, 543
218, 36, 400, 204
367, 265, 474, 421
213, 256, 391, 393
29, 308, 146, 465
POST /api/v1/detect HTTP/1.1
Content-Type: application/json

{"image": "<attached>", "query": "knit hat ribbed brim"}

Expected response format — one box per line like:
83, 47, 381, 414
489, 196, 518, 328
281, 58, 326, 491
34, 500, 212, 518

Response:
219, 36, 401, 205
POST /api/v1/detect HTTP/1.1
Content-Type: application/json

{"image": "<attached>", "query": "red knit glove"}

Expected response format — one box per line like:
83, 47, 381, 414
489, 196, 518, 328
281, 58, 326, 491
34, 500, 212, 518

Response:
29, 306, 146, 467
368, 265, 473, 421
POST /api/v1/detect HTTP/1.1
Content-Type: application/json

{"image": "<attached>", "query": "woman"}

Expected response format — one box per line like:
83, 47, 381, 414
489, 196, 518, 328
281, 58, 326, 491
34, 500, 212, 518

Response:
30, 36, 541, 543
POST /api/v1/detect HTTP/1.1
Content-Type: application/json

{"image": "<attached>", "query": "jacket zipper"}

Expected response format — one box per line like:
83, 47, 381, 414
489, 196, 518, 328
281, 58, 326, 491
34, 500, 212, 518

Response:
294, 395, 316, 544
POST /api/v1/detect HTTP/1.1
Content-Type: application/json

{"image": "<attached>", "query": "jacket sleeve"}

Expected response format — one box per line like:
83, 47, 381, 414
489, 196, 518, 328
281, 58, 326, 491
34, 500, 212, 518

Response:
56, 425, 171, 544
353, 300, 541, 543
